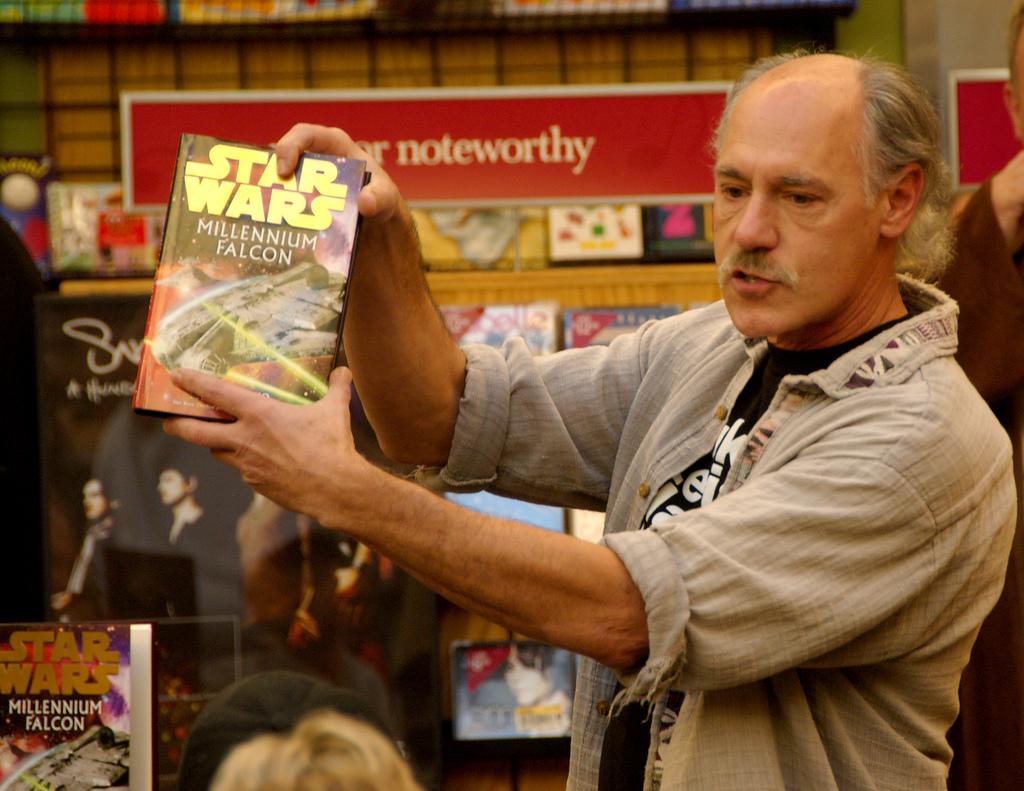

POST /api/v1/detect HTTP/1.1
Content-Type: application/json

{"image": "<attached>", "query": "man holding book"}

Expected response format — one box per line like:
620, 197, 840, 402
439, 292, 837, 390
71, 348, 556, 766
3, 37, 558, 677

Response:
165, 52, 1015, 790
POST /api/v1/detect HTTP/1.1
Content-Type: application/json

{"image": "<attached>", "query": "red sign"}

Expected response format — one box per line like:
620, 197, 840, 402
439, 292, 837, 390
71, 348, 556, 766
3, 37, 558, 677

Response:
950, 69, 1020, 188
120, 85, 728, 211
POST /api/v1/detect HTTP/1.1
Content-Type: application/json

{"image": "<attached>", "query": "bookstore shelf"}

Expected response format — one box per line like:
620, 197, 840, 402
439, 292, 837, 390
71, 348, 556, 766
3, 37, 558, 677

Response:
58, 262, 722, 309
0, 2, 853, 43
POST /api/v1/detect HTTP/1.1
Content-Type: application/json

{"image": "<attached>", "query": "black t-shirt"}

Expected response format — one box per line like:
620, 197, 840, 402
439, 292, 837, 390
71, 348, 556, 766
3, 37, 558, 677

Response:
597, 317, 907, 791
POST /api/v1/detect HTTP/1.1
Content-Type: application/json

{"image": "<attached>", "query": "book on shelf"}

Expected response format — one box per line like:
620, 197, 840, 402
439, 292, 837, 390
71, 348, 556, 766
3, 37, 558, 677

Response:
0, 621, 153, 791
450, 640, 574, 742
642, 202, 715, 263
133, 133, 369, 420
547, 204, 644, 264
170, 0, 375, 22
500, 0, 668, 13
0, 152, 53, 279
440, 301, 560, 356
413, 206, 548, 272
46, 182, 164, 279
563, 305, 681, 348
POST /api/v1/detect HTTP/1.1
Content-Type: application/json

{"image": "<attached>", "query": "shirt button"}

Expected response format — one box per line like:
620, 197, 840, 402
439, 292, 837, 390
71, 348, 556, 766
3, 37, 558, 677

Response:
714, 404, 727, 420
638, 482, 650, 498
596, 699, 611, 716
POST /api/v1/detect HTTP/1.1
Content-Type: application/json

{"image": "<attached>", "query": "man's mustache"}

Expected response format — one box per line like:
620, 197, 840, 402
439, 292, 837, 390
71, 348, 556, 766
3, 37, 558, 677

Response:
717, 251, 800, 290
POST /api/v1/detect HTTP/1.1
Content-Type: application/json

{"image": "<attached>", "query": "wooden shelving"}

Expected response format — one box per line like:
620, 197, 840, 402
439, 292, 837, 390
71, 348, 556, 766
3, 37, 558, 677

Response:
426, 262, 719, 308
58, 262, 722, 310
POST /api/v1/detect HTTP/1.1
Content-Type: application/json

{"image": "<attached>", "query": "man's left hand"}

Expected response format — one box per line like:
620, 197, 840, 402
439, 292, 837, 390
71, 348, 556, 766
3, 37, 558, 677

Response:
163, 367, 377, 529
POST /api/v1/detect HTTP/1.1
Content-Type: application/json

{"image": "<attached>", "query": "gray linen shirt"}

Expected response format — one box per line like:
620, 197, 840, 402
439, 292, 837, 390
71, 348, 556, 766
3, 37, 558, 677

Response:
420, 277, 1016, 791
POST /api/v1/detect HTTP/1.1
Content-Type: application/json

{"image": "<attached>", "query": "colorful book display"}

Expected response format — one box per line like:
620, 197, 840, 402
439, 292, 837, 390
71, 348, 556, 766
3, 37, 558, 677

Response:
500, 0, 668, 13
0, 622, 153, 790
413, 207, 548, 271
169, 0, 375, 22
0, 153, 53, 278
133, 133, 367, 420
441, 301, 560, 356
548, 204, 644, 263
46, 182, 164, 278
563, 305, 680, 348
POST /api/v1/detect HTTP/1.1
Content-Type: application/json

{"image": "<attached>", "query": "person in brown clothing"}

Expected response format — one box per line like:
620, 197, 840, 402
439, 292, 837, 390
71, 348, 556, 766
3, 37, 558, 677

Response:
939, 2, 1024, 788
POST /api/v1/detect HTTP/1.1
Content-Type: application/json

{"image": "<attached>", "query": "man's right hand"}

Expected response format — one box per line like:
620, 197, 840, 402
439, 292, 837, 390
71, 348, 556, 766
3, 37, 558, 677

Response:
274, 123, 402, 224
271, 123, 467, 466
989, 148, 1024, 254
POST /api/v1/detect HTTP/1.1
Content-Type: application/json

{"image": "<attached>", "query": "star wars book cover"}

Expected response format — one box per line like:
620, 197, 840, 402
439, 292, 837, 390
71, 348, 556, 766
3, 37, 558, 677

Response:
133, 133, 368, 420
0, 622, 153, 791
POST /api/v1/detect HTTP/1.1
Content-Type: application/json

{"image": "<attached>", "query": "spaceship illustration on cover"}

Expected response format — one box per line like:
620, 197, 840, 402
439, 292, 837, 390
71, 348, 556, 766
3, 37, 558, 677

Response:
149, 260, 345, 380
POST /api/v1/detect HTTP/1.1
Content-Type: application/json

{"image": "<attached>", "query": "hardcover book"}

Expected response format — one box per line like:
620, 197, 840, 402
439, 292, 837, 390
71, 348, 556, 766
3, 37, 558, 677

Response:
563, 305, 680, 348
0, 622, 153, 791
133, 133, 368, 420
450, 640, 574, 742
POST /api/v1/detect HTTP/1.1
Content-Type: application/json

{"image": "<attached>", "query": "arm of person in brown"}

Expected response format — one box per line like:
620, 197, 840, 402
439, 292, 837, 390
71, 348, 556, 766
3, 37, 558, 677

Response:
942, 150, 1024, 401
163, 367, 649, 671
274, 124, 464, 465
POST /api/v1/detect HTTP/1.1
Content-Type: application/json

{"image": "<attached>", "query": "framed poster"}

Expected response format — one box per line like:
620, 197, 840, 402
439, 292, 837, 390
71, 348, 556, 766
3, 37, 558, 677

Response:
34, 293, 442, 789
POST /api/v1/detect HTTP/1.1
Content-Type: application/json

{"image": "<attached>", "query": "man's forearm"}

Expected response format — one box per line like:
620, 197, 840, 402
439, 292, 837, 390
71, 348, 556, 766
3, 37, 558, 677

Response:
343, 200, 467, 465
318, 464, 650, 672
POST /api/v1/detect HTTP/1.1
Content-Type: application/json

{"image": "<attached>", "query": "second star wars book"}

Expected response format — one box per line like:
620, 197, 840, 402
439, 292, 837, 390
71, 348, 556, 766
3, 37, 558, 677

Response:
133, 133, 368, 420
0, 622, 153, 791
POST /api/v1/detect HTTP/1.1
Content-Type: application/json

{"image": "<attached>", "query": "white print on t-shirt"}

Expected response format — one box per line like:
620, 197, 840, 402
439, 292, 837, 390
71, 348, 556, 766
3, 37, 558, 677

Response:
644, 419, 749, 528
699, 419, 748, 507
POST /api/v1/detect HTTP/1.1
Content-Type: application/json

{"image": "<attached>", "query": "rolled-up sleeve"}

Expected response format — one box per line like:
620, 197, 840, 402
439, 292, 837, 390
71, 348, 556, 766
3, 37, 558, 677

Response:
419, 322, 658, 508
417, 343, 512, 491
603, 393, 1015, 703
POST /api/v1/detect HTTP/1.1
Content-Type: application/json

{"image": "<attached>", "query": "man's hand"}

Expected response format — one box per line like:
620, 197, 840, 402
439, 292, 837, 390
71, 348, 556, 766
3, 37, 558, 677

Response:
162, 367, 379, 529
274, 123, 403, 224
989, 148, 1024, 254
271, 123, 467, 466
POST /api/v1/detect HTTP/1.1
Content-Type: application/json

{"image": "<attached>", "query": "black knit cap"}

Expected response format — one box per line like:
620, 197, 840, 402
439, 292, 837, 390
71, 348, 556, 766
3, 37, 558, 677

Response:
176, 670, 394, 791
